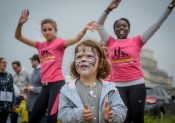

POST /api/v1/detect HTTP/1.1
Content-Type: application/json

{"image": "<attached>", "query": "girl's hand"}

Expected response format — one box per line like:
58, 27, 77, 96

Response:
27, 85, 34, 91
12, 105, 16, 112
86, 21, 99, 30
107, 0, 121, 11
103, 102, 113, 123
18, 9, 29, 26
83, 105, 94, 121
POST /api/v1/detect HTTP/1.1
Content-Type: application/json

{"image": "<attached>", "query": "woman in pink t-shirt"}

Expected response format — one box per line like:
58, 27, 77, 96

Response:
89, 0, 175, 123
15, 9, 92, 123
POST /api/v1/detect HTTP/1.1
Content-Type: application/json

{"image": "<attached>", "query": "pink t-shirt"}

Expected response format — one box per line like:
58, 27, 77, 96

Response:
107, 35, 144, 82
36, 38, 65, 83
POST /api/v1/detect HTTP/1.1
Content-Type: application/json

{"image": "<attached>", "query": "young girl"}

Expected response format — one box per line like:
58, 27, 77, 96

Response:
58, 40, 127, 123
15, 9, 91, 123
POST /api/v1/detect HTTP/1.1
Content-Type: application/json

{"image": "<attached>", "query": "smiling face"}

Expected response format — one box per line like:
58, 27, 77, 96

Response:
42, 23, 57, 41
114, 19, 130, 39
0, 58, 7, 72
74, 45, 99, 77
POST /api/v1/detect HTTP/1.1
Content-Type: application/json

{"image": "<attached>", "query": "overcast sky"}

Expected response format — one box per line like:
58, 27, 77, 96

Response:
1, 0, 175, 84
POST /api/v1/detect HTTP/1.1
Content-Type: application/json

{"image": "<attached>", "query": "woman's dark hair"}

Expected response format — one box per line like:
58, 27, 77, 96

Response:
113, 18, 131, 30
70, 39, 111, 79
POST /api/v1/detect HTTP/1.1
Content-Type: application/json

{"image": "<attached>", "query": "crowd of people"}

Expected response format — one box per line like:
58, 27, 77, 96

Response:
0, 0, 175, 123
0, 55, 42, 123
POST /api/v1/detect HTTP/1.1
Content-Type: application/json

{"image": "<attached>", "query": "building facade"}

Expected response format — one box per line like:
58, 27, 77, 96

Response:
141, 49, 173, 87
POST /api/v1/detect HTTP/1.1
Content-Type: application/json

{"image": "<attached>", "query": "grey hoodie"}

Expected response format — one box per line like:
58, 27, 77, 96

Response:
58, 79, 127, 123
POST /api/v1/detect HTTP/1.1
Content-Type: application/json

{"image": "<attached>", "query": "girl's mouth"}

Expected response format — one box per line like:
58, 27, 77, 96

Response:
80, 64, 89, 68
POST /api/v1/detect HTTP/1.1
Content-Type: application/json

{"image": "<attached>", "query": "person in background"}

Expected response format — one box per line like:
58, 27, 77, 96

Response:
58, 40, 127, 123
11, 60, 30, 123
90, 0, 175, 122
0, 57, 15, 123
23, 54, 42, 120
13, 91, 28, 123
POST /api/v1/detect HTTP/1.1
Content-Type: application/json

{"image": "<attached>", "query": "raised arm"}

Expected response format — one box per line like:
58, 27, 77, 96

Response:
96, 0, 121, 44
97, 0, 121, 26
64, 27, 87, 48
141, 0, 175, 43
64, 22, 96, 48
15, 9, 36, 48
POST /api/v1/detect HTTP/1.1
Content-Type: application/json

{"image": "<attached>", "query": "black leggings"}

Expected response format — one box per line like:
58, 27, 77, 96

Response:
0, 112, 9, 123
117, 84, 146, 123
28, 80, 65, 123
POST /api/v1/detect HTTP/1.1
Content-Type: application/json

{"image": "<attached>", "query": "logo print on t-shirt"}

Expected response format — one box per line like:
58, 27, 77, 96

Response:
40, 49, 56, 63
112, 47, 129, 59
112, 47, 133, 63
41, 50, 52, 56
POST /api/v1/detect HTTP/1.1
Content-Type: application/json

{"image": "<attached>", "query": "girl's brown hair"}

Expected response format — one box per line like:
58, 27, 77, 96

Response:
41, 18, 57, 32
70, 39, 111, 79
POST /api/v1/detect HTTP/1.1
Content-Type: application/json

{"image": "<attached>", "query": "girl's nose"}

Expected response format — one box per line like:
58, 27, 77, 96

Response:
46, 30, 50, 34
120, 25, 124, 29
81, 56, 86, 62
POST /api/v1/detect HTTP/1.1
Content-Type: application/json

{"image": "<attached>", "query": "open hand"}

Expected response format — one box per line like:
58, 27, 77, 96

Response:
107, 0, 121, 11
18, 9, 29, 25
27, 85, 34, 91
83, 105, 94, 121
86, 21, 99, 30
103, 102, 113, 123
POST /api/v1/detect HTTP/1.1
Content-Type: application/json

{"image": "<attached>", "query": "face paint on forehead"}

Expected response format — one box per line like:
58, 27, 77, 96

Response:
76, 45, 97, 57
83, 47, 86, 53
77, 45, 87, 53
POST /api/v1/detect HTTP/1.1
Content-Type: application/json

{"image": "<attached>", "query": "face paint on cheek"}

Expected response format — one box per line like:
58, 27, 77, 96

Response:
88, 47, 98, 68
88, 58, 97, 67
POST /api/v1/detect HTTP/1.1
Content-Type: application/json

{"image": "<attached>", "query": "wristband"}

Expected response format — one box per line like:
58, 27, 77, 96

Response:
168, 4, 174, 10
105, 8, 112, 14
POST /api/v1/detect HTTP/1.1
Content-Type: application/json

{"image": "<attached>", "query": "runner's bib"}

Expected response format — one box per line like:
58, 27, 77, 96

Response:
0, 91, 13, 102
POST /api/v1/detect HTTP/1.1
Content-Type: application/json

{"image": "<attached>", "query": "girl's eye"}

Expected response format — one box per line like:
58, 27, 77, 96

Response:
87, 55, 93, 58
76, 55, 82, 59
48, 28, 52, 31
42, 28, 53, 32
43, 29, 47, 32
123, 24, 127, 28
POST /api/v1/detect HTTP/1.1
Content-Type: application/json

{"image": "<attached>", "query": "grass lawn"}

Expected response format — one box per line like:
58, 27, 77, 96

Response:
58, 114, 175, 123
144, 114, 175, 123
